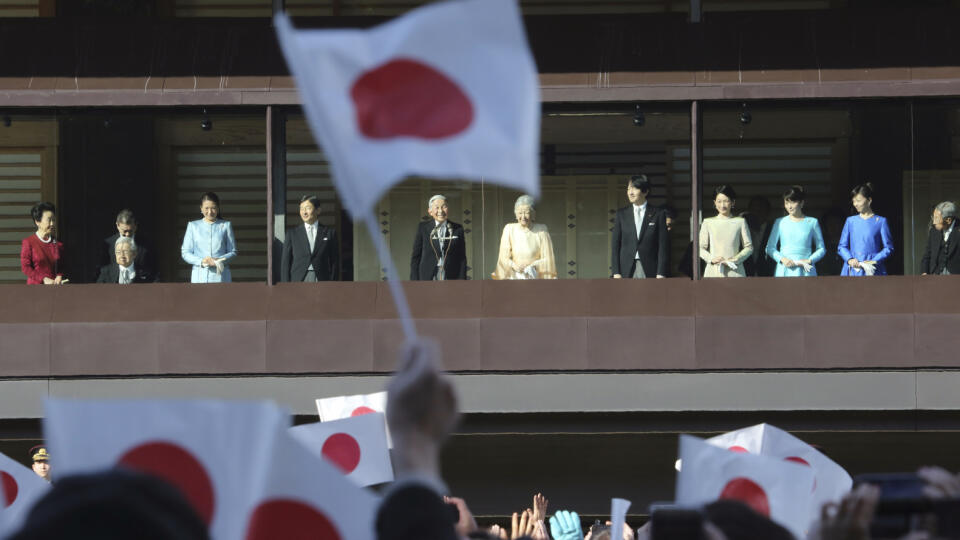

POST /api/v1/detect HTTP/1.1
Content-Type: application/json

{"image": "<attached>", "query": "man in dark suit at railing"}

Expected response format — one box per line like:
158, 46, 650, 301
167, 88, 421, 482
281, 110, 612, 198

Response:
921, 201, 960, 276
280, 195, 339, 282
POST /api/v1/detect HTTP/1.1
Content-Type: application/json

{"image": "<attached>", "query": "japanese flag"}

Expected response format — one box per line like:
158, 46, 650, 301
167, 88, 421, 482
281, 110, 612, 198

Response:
290, 412, 394, 487
274, 0, 540, 218
0, 452, 50, 536
43, 399, 289, 540
676, 435, 815, 539
706, 423, 853, 522
245, 431, 380, 540
316, 391, 387, 422
317, 391, 392, 448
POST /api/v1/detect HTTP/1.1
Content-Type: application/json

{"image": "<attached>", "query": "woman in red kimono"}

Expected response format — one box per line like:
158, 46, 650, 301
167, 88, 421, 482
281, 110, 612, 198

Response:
20, 201, 67, 285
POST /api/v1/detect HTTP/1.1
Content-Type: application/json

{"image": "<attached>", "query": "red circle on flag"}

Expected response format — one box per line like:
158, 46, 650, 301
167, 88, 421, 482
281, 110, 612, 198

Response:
350, 406, 376, 417
1, 471, 17, 507
245, 499, 341, 540
321, 433, 362, 474
350, 58, 474, 140
728, 445, 749, 453
118, 441, 215, 525
719, 477, 770, 517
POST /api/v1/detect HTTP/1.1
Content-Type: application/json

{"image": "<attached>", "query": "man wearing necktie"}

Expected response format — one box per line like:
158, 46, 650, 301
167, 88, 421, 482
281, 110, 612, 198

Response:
921, 201, 960, 276
280, 195, 339, 282
96, 236, 156, 284
611, 174, 670, 279
410, 194, 467, 281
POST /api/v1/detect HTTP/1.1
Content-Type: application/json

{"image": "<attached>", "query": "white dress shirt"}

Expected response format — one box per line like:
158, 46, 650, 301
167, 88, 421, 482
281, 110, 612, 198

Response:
633, 202, 647, 259
119, 264, 135, 284
305, 222, 317, 271
944, 220, 955, 243
435, 221, 447, 266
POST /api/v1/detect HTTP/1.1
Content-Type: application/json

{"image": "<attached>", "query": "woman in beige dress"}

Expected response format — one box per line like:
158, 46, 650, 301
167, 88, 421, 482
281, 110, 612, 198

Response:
492, 195, 558, 279
700, 185, 753, 278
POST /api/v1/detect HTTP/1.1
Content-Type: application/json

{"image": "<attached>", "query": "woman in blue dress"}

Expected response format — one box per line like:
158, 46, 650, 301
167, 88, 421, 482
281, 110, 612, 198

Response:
765, 185, 826, 277
181, 191, 237, 283
837, 183, 894, 276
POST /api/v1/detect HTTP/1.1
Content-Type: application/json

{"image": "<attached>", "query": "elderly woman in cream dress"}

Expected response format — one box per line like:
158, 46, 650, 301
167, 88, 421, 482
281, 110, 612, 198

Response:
492, 195, 557, 279
700, 185, 753, 278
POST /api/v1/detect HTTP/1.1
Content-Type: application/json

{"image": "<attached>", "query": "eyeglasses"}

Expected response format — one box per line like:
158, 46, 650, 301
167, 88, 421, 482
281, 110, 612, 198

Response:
115, 250, 134, 255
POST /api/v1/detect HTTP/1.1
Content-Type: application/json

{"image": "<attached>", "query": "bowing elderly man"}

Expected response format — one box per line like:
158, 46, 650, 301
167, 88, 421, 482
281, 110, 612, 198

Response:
410, 194, 467, 280
96, 236, 156, 284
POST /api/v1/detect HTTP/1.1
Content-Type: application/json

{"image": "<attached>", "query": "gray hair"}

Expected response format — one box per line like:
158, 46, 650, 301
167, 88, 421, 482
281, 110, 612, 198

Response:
114, 235, 138, 253
936, 201, 957, 220
514, 194, 536, 214
427, 194, 447, 209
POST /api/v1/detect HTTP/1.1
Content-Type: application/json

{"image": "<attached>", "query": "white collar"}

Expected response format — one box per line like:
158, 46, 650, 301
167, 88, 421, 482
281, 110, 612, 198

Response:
633, 202, 648, 212
435, 220, 447, 228
120, 263, 135, 274
945, 221, 955, 235
35, 232, 53, 243
304, 222, 317, 230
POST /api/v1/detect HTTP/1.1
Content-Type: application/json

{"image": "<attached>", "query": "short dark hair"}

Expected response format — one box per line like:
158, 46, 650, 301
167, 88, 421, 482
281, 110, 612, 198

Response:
8, 470, 209, 540
31, 202, 55, 223
850, 182, 874, 200
299, 194, 321, 208
116, 208, 137, 226
714, 185, 737, 201
782, 185, 805, 203
628, 174, 651, 193
199, 192, 220, 206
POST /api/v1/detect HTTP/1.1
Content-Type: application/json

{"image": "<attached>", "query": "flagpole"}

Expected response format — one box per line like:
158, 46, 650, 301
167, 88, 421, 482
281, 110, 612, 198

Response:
362, 213, 418, 340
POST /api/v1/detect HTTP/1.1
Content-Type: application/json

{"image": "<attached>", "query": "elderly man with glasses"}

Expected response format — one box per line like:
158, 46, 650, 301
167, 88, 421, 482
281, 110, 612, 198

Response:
96, 236, 156, 284
921, 201, 960, 276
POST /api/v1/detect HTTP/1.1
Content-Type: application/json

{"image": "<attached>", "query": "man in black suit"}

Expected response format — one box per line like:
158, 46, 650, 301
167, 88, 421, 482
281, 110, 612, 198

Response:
97, 209, 154, 282
96, 236, 156, 283
410, 195, 467, 280
921, 201, 960, 275
611, 175, 670, 279
280, 195, 339, 282
741, 196, 776, 277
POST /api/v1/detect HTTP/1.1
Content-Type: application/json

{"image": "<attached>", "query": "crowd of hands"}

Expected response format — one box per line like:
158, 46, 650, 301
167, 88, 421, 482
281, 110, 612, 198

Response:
388, 338, 960, 540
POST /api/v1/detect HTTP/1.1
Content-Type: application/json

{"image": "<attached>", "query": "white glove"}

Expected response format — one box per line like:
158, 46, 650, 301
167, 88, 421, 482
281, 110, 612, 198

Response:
799, 262, 814, 273
860, 261, 877, 276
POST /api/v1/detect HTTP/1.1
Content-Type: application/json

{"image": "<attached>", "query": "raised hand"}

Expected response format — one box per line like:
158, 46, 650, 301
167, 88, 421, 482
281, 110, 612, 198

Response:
549, 510, 584, 540
809, 484, 879, 540
386, 338, 459, 483
918, 466, 960, 498
442, 496, 477, 537
532, 493, 549, 522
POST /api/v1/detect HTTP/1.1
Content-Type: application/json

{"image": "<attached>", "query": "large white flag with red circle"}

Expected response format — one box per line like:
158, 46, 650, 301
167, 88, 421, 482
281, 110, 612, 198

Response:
0, 451, 50, 536
274, 0, 541, 218
245, 431, 379, 540
316, 391, 392, 448
43, 399, 289, 540
706, 423, 853, 523
676, 435, 815, 539
291, 412, 393, 487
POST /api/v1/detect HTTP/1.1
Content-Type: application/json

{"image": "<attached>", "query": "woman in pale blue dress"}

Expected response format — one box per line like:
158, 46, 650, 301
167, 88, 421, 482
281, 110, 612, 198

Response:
838, 183, 894, 276
181, 192, 237, 283
765, 185, 825, 277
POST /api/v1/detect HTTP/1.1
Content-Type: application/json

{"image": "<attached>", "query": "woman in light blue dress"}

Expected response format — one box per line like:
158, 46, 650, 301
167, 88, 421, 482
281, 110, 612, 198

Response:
181, 192, 237, 283
765, 185, 825, 277
838, 183, 894, 276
